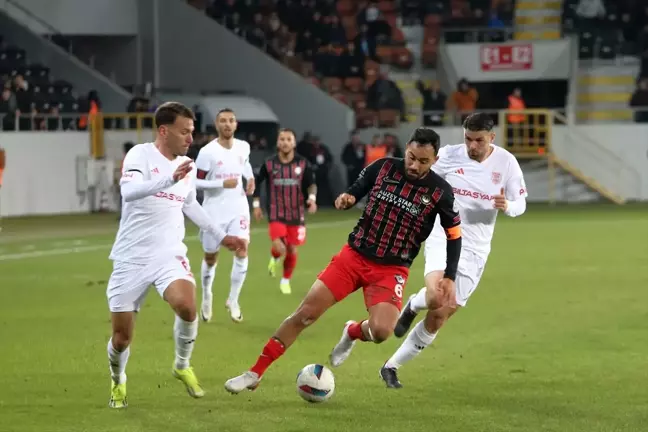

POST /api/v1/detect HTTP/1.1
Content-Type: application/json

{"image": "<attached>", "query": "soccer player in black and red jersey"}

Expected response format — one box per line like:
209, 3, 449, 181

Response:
225, 127, 462, 393
252, 128, 317, 294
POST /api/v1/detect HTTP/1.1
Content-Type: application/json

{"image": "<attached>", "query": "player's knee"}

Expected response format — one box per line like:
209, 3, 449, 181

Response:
286, 244, 297, 255
291, 303, 321, 328
235, 243, 248, 258
272, 240, 286, 256
111, 329, 132, 351
173, 301, 196, 322
204, 252, 218, 266
369, 323, 393, 343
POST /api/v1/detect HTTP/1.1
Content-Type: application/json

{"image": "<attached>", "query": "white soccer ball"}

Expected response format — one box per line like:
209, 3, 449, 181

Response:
296, 364, 335, 403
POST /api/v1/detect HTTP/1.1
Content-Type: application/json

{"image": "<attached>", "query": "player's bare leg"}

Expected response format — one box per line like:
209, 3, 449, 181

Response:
164, 279, 205, 398
200, 251, 218, 322
269, 238, 285, 280
329, 301, 400, 367
225, 279, 337, 393
280, 244, 298, 294
227, 241, 249, 322
381, 271, 458, 388
107, 311, 135, 408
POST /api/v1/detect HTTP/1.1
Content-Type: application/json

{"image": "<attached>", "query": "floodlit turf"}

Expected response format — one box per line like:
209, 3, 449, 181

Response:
0, 204, 647, 432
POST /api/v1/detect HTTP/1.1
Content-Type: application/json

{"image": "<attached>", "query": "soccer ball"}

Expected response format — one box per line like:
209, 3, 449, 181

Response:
296, 364, 335, 403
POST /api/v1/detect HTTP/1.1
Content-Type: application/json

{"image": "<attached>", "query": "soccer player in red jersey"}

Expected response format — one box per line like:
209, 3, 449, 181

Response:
252, 128, 317, 294
225, 127, 462, 393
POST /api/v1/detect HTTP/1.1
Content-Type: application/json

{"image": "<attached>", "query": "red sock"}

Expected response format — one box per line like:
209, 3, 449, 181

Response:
347, 320, 369, 341
283, 252, 297, 279
271, 247, 282, 259
250, 337, 286, 377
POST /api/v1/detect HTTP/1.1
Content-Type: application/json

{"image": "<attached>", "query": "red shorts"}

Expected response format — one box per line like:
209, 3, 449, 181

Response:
318, 244, 409, 311
268, 222, 306, 246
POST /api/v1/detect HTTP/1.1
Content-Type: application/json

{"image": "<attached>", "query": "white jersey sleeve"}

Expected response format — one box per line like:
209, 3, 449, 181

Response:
504, 156, 528, 200
120, 144, 174, 202
431, 145, 453, 178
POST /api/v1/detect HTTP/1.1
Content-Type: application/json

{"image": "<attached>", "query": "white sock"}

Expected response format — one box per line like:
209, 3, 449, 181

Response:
409, 287, 429, 312
201, 260, 216, 301
384, 321, 437, 369
174, 316, 198, 370
107, 338, 129, 384
228, 256, 248, 305
280, 277, 290, 284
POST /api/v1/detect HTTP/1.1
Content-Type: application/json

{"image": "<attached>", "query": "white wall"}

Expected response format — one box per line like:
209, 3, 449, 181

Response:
0, 131, 143, 217
1, 125, 647, 217
1, 0, 138, 35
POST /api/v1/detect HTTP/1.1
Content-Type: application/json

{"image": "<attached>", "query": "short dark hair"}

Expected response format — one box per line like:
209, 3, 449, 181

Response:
154, 102, 195, 127
216, 108, 235, 119
407, 127, 441, 154
278, 127, 295, 137
462, 113, 495, 132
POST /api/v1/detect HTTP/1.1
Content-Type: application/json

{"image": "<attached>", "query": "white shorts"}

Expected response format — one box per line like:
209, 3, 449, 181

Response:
424, 239, 486, 307
106, 256, 195, 312
200, 214, 250, 253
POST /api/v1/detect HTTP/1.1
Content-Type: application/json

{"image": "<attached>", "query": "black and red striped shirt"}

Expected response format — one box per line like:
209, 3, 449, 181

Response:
254, 154, 315, 226
346, 158, 461, 269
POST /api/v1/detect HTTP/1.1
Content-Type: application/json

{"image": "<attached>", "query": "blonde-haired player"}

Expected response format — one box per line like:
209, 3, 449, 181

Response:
106, 102, 246, 408
381, 112, 528, 388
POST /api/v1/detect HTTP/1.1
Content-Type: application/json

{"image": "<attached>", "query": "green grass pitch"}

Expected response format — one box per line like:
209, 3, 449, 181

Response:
0, 204, 647, 432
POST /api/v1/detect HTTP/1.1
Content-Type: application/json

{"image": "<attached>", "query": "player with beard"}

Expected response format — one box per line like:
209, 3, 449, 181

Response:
106, 102, 246, 408
380, 113, 528, 388
224, 127, 462, 394
196, 109, 255, 323
251, 128, 317, 295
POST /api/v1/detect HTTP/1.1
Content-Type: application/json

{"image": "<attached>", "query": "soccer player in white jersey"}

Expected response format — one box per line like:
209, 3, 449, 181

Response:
195, 108, 255, 323
106, 102, 246, 408
380, 112, 528, 388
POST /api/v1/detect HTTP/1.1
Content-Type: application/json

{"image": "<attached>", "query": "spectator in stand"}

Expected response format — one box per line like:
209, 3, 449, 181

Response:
629, 77, 648, 123
340, 42, 365, 78
341, 130, 366, 188
323, 15, 347, 46
447, 78, 479, 122
365, 134, 388, 166
367, 73, 406, 121
299, 135, 334, 206
507, 87, 526, 145
416, 78, 447, 126
383, 133, 403, 158
357, 1, 391, 41
0, 87, 16, 118
355, 24, 378, 61
576, 0, 606, 21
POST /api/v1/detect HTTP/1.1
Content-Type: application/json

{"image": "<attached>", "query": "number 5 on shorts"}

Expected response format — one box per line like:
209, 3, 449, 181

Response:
297, 226, 306, 242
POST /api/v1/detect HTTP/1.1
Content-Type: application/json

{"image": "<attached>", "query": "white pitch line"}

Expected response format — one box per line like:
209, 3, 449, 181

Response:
0, 220, 355, 262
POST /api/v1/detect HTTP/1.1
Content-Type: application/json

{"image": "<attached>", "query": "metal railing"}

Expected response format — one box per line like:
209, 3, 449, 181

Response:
440, 25, 562, 43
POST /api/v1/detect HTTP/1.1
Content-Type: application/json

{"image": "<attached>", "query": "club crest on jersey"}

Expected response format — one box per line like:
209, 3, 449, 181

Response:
395, 275, 405, 284
295, 166, 302, 175
491, 172, 501, 184
421, 194, 431, 205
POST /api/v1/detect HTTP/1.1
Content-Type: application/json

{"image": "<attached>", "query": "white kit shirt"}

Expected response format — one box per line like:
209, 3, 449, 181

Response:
109, 142, 195, 264
429, 143, 528, 258
195, 138, 252, 219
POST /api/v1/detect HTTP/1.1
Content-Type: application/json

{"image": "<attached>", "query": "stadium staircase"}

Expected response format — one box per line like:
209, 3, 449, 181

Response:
504, 110, 637, 204
514, 0, 563, 40
576, 64, 639, 123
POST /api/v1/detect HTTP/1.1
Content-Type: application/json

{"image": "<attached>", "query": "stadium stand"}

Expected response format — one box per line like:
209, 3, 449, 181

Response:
192, 0, 414, 129
563, 0, 647, 122
0, 34, 89, 131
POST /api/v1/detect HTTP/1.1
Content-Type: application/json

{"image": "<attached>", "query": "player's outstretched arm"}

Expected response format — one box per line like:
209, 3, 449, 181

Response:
120, 157, 192, 203
183, 189, 245, 251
